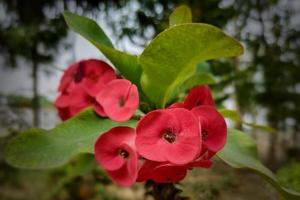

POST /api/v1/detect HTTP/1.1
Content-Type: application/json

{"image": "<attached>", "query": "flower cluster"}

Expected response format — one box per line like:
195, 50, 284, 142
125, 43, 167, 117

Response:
55, 59, 139, 122
94, 85, 227, 186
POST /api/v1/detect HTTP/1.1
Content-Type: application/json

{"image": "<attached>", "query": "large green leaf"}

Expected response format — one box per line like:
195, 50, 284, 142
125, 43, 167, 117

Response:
63, 12, 142, 86
217, 129, 300, 200
169, 5, 192, 26
4, 109, 137, 169
139, 24, 243, 107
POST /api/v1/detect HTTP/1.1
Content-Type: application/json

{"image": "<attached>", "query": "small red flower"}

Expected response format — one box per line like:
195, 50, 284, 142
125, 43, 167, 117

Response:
80, 59, 116, 97
191, 105, 227, 153
136, 108, 201, 165
94, 126, 138, 186
137, 160, 187, 183
55, 84, 105, 120
55, 87, 74, 121
66, 85, 103, 117
183, 85, 215, 109
55, 59, 117, 120
58, 63, 79, 93
58, 59, 116, 96
96, 79, 139, 122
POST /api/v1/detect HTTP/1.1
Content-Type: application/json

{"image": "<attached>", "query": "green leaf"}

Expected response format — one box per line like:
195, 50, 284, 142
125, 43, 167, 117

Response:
219, 108, 241, 122
219, 109, 276, 132
4, 108, 137, 169
139, 24, 243, 107
243, 122, 276, 133
196, 62, 211, 73
217, 129, 300, 200
63, 12, 142, 86
179, 73, 216, 93
169, 62, 216, 103
169, 5, 192, 26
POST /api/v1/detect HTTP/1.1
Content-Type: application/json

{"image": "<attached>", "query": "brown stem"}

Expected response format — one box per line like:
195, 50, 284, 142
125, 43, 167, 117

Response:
145, 181, 190, 200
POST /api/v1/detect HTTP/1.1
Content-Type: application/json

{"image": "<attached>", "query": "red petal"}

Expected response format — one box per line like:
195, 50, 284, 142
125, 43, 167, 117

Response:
81, 59, 116, 97
184, 85, 215, 109
55, 93, 70, 108
58, 63, 78, 92
136, 108, 201, 165
93, 101, 106, 117
138, 160, 187, 183
96, 79, 139, 122
151, 164, 187, 183
167, 102, 185, 109
57, 107, 71, 121
94, 127, 136, 171
187, 159, 213, 169
107, 147, 138, 187
191, 105, 227, 153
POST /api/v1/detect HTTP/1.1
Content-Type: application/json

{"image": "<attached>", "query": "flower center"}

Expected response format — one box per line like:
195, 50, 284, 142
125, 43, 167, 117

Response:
118, 97, 125, 107
202, 130, 208, 138
118, 149, 129, 159
88, 96, 96, 105
88, 73, 99, 82
162, 131, 176, 143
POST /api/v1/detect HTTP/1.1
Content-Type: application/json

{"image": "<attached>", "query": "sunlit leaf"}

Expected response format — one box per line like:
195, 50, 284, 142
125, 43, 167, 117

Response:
177, 73, 216, 98
219, 108, 241, 122
5, 108, 137, 169
139, 24, 243, 107
169, 5, 192, 26
217, 129, 300, 200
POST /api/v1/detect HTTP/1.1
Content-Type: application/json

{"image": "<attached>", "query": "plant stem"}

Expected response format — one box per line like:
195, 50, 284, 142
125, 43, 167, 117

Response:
145, 181, 190, 200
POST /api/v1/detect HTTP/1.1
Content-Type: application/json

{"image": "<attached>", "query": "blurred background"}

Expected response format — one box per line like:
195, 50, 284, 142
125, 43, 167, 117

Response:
0, 0, 299, 199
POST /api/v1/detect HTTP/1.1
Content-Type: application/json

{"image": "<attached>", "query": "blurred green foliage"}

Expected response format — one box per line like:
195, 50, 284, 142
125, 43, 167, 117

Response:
277, 162, 300, 192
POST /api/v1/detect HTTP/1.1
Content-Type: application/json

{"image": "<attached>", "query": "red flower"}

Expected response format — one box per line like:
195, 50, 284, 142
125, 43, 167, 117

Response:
136, 108, 201, 165
191, 105, 227, 153
96, 79, 139, 122
183, 85, 215, 110
58, 59, 116, 96
55, 59, 118, 120
58, 63, 79, 93
55, 88, 74, 121
94, 126, 138, 186
55, 84, 105, 120
80, 59, 116, 97
137, 160, 187, 183
68, 85, 105, 117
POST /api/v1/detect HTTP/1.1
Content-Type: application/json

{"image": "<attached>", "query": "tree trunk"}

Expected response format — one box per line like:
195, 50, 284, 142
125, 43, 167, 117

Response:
267, 122, 278, 170
31, 49, 40, 127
